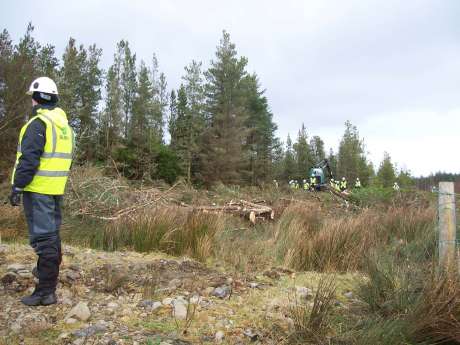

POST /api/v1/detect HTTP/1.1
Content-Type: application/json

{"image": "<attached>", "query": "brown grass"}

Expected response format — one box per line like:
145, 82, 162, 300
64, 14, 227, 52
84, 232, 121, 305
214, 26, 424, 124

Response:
275, 205, 435, 272
285, 275, 337, 344
407, 268, 460, 344
98, 207, 226, 262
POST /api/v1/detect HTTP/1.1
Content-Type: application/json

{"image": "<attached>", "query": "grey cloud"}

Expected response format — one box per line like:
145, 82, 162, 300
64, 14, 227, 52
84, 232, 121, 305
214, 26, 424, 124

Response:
2, 0, 459, 175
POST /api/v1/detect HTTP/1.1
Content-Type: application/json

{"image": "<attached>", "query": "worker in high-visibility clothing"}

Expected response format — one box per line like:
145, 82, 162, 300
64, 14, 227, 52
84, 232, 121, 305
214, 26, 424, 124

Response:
340, 177, 347, 192
310, 175, 316, 191
355, 177, 362, 189
303, 179, 309, 191
8, 77, 74, 306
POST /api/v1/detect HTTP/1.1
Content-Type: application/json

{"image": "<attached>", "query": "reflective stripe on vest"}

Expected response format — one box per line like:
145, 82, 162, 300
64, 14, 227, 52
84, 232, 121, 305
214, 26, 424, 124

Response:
12, 107, 74, 195
35, 170, 70, 177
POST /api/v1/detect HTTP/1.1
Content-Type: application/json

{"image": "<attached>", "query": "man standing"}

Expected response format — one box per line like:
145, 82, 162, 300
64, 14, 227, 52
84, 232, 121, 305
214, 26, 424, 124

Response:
310, 175, 316, 191
340, 177, 348, 192
354, 177, 362, 189
9, 77, 74, 306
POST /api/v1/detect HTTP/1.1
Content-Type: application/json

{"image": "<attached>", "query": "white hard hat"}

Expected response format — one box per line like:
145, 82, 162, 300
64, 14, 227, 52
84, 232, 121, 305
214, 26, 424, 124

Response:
27, 77, 58, 95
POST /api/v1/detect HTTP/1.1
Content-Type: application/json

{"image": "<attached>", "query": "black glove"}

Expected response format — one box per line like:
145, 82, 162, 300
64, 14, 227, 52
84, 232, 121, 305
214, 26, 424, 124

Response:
8, 186, 23, 206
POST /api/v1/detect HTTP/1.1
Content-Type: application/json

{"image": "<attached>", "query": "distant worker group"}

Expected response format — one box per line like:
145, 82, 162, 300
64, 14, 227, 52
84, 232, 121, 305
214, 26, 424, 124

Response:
288, 175, 401, 193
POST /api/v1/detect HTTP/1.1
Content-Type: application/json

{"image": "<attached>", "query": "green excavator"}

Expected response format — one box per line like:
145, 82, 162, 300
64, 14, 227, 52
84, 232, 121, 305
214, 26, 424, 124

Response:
309, 159, 334, 191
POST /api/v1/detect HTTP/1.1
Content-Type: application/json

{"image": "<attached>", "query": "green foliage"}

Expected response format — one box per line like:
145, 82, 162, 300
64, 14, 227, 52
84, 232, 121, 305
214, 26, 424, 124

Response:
293, 123, 315, 180
282, 134, 296, 181
327, 148, 338, 178
377, 152, 396, 188
397, 169, 415, 188
119, 40, 137, 139
337, 121, 373, 185
310, 135, 326, 163
0, 24, 59, 178
0, 24, 419, 187
243, 73, 278, 185
155, 145, 182, 184
200, 30, 250, 185
59, 37, 103, 161
100, 58, 123, 159
348, 186, 396, 207
172, 61, 206, 184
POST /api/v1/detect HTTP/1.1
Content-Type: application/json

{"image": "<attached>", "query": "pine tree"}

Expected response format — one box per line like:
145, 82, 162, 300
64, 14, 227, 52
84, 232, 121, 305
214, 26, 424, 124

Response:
337, 121, 372, 184
282, 134, 296, 181
158, 72, 168, 140
79, 44, 103, 160
0, 24, 59, 174
182, 61, 206, 183
271, 137, 284, 181
129, 61, 156, 178
310, 135, 325, 163
168, 89, 177, 147
119, 40, 137, 139
37, 44, 58, 79
200, 31, 249, 185
243, 74, 277, 185
60, 38, 103, 161
397, 169, 414, 187
377, 152, 396, 188
150, 54, 166, 142
293, 123, 314, 180
59, 38, 84, 129
327, 148, 338, 178
100, 51, 123, 159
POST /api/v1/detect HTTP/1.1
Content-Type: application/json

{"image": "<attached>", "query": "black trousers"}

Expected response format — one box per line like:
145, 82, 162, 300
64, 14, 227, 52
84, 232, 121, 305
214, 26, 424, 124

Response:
23, 192, 62, 294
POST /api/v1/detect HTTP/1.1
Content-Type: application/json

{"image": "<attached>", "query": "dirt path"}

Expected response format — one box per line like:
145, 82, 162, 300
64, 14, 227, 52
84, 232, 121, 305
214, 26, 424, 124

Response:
0, 243, 359, 345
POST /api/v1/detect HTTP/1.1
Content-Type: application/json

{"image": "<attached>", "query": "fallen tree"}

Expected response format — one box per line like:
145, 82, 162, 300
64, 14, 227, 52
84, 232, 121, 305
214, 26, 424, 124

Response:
180, 199, 274, 225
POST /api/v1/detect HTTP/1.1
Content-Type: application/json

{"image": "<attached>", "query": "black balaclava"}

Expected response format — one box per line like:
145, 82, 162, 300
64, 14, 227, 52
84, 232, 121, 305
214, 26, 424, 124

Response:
32, 91, 58, 106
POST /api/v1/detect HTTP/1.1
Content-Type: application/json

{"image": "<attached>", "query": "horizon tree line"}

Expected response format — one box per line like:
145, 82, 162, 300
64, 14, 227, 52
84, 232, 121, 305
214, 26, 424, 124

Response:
0, 23, 417, 188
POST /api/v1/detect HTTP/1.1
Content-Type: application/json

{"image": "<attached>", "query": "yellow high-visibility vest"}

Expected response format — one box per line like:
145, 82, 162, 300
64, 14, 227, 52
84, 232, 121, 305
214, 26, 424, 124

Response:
12, 107, 74, 195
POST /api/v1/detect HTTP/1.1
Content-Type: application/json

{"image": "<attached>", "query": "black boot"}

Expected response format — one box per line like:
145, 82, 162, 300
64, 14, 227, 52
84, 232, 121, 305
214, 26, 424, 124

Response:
21, 290, 57, 306
32, 266, 38, 278
40, 293, 57, 305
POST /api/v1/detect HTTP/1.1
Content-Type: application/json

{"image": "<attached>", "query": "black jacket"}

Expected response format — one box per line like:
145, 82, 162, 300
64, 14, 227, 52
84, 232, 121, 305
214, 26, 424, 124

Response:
13, 105, 56, 189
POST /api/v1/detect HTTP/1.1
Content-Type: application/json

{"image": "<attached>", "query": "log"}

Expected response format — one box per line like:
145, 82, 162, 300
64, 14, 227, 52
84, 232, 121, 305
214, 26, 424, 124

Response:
183, 199, 274, 224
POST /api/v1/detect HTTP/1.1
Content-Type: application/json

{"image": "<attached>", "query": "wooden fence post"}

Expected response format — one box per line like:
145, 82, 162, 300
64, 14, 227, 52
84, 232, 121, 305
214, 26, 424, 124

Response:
438, 182, 457, 269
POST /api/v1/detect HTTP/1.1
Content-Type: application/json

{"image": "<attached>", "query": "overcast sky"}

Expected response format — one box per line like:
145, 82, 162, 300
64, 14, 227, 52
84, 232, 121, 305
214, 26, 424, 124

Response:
3, 0, 460, 176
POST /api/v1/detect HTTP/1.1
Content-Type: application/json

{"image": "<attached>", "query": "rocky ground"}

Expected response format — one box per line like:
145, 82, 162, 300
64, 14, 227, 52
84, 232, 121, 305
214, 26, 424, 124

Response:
0, 243, 359, 345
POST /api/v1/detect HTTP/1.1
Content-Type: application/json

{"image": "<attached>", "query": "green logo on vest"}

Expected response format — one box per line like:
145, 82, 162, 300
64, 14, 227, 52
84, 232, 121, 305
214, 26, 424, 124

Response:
59, 127, 69, 140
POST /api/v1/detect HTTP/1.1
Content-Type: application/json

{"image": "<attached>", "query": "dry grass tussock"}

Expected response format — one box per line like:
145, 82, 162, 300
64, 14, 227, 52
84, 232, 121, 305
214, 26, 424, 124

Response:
283, 275, 337, 345
356, 257, 460, 345
97, 207, 226, 262
407, 268, 460, 344
275, 204, 435, 272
